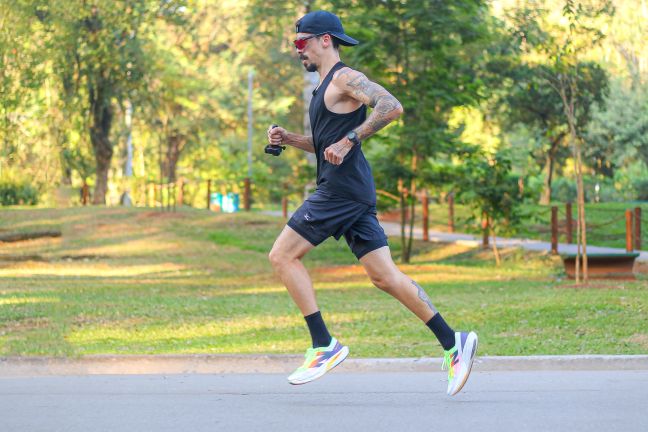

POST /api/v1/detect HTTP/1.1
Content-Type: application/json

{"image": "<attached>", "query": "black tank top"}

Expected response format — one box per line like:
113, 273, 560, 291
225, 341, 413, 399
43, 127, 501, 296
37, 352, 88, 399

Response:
309, 61, 376, 206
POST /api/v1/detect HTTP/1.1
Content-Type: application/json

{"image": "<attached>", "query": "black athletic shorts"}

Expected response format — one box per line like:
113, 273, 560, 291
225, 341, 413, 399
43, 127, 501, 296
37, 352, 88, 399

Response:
287, 190, 388, 260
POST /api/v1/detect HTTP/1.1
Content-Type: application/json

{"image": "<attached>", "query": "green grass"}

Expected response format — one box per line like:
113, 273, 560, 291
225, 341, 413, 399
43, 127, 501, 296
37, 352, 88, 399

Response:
0, 206, 646, 358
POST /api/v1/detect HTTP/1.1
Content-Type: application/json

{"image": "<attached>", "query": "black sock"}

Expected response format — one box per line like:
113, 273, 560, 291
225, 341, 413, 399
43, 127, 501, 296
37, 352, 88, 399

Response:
426, 313, 456, 351
304, 311, 332, 348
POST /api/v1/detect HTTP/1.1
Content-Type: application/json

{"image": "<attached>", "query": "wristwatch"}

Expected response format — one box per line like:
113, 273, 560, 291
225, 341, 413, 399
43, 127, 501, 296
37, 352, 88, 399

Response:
346, 131, 360, 146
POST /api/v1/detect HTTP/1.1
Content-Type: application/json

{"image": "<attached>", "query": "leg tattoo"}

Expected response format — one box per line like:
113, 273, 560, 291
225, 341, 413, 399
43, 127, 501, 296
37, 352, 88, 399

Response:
412, 280, 438, 314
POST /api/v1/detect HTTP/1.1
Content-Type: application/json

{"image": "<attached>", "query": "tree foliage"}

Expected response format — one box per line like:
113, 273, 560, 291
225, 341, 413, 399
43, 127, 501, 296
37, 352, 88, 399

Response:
0, 0, 645, 216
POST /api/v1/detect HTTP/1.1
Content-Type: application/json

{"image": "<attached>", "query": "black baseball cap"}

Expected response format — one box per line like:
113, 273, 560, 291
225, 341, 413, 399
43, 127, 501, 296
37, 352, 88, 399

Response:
295, 11, 359, 46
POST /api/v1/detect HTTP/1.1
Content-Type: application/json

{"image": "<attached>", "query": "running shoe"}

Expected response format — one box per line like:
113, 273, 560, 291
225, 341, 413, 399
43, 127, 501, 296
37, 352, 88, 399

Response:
287, 337, 349, 385
442, 331, 478, 396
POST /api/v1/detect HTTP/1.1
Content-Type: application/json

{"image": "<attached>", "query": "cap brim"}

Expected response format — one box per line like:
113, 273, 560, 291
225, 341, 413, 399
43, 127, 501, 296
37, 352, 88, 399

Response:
331, 33, 359, 46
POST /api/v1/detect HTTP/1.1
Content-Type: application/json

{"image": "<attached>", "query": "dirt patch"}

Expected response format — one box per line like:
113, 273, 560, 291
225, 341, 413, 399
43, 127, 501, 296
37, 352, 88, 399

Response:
634, 262, 648, 274
0, 317, 51, 333
243, 220, 275, 226
378, 210, 401, 222
314, 265, 366, 276
140, 211, 187, 219
625, 333, 648, 349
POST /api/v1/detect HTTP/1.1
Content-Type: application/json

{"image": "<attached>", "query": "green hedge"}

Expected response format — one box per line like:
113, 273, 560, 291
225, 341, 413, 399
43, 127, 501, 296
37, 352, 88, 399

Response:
0, 181, 38, 205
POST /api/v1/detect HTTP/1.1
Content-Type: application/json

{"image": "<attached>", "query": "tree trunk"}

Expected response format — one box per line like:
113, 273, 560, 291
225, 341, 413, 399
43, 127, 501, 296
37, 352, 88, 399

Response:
540, 136, 561, 205
407, 191, 416, 260
399, 179, 409, 264
405, 154, 418, 263
163, 132, 185, 183
559, 79, 588, 282
491, 219, 502, 266
574, 139, 588, 281
89, 82, 113, 205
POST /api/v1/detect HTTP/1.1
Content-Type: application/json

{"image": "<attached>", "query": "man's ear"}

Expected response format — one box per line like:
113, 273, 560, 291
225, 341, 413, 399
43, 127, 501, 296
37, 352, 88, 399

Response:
321, 34, 332, 47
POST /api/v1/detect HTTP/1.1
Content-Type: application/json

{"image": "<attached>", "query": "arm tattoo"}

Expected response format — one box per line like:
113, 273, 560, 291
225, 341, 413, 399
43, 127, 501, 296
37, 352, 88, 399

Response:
345, 73, 402, 140
347, 74, 377, 104
412, 280, 438, 314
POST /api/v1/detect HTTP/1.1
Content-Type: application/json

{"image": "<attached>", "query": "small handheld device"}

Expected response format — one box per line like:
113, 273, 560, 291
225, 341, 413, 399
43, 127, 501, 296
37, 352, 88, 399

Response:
265, 124, 286, 156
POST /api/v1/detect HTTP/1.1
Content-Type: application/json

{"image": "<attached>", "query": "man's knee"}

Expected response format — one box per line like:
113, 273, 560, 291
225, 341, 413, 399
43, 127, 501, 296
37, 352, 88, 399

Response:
269, 244, 302, 270
369, 270, 403, 293
268, 246, 284, 269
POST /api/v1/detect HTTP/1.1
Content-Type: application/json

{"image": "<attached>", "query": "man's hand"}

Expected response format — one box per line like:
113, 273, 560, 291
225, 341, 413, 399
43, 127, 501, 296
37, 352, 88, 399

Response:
323, 138, 354, 165
267, 125, 286, 145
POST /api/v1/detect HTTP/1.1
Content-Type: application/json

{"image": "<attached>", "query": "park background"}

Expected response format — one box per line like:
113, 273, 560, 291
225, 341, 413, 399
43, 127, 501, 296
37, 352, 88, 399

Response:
0, 0, 647, 358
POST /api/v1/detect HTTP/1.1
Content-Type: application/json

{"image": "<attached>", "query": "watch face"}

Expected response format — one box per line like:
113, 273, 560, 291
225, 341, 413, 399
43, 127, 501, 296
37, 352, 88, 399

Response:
347, 132, 358, 142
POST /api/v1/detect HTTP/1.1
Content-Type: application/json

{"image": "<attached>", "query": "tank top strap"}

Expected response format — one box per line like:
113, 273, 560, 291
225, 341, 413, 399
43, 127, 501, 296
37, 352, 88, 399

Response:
315, 61, 346, 95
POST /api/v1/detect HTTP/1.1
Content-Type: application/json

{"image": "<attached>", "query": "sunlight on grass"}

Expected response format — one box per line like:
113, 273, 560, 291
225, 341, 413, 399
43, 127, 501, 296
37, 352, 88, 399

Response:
0, 262, 186, 277
0, 296, 60, 305
72, 237, 182, 256
414, 243, 476, 261
65, 311, 368, 354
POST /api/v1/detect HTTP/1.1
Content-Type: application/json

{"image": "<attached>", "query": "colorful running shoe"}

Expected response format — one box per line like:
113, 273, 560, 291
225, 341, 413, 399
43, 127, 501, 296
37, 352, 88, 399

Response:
287, 337, 349, 385
442, 331, 478, 396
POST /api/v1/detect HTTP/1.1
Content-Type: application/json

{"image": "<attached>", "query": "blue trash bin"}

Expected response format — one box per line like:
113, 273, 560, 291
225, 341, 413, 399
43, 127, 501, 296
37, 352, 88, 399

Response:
221, 193, 239, 213
210, 193, 223, 211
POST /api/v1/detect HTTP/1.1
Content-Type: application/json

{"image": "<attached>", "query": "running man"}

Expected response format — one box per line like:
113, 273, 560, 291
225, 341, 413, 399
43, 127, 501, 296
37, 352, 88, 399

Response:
267, 10, 478, 396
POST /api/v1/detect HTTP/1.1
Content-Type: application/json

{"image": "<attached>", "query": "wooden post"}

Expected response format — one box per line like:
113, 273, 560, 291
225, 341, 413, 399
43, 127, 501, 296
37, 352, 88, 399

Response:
448, 192, 455, 233
551, 206, 558, 254
244, 177, 251, 211
482, 211, 489, 248
422, 190, 429, 242
565, 202, 573, 244
81, 183, 89, 206
626, 209, 633, 252
282, 196, 288, 219
635, 207, 642, 250
206, 179, 212, 210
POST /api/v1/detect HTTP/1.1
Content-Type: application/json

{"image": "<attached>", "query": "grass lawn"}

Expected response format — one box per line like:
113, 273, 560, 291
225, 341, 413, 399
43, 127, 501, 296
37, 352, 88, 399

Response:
0, 206, 646, 358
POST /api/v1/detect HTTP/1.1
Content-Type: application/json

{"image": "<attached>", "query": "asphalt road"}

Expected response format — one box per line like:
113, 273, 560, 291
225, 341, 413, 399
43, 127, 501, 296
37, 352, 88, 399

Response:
3, 370, 648, 432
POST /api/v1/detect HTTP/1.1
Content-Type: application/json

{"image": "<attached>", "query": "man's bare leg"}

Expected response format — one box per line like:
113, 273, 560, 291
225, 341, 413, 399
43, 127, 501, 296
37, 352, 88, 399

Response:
269, 225, 349, 384
359, 245, 478, 396
359, 246, 439, 323
268, 225, 318, 316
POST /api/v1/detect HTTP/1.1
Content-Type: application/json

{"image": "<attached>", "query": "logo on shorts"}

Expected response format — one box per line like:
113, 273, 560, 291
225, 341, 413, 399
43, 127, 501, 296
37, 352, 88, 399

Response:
304, 213, 313, 221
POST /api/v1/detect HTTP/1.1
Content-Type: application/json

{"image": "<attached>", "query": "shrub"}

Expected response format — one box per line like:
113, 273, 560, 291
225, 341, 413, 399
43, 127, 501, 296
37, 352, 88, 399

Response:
634, 179, 648, 201
0, 181, 39, 206
551, 177, 578, 203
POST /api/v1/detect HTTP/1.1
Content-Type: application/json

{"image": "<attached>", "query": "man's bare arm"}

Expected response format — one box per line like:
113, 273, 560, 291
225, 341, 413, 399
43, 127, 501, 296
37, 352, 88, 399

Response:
268, 127, 315, 153
335, 69, 403, 141
284, 132, 315, 153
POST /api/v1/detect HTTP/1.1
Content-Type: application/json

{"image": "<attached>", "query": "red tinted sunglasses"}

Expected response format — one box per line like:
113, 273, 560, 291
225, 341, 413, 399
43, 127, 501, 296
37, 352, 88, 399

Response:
293, 33, 326, 50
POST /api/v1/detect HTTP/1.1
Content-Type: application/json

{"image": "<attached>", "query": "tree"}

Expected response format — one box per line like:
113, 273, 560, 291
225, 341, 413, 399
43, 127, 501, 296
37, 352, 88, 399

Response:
586, 79, 648, 176
538, 0, 613, 282
0, 1, 47, 182
331, 0, 493, 263
40, 1, 173, 204
487, 3, 608, 204
487, 60, 607, 203
456, 148, 524, 265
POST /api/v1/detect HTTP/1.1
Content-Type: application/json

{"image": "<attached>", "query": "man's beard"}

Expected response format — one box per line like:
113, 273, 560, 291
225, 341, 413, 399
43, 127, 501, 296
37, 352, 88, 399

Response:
300, 55, 318, 72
